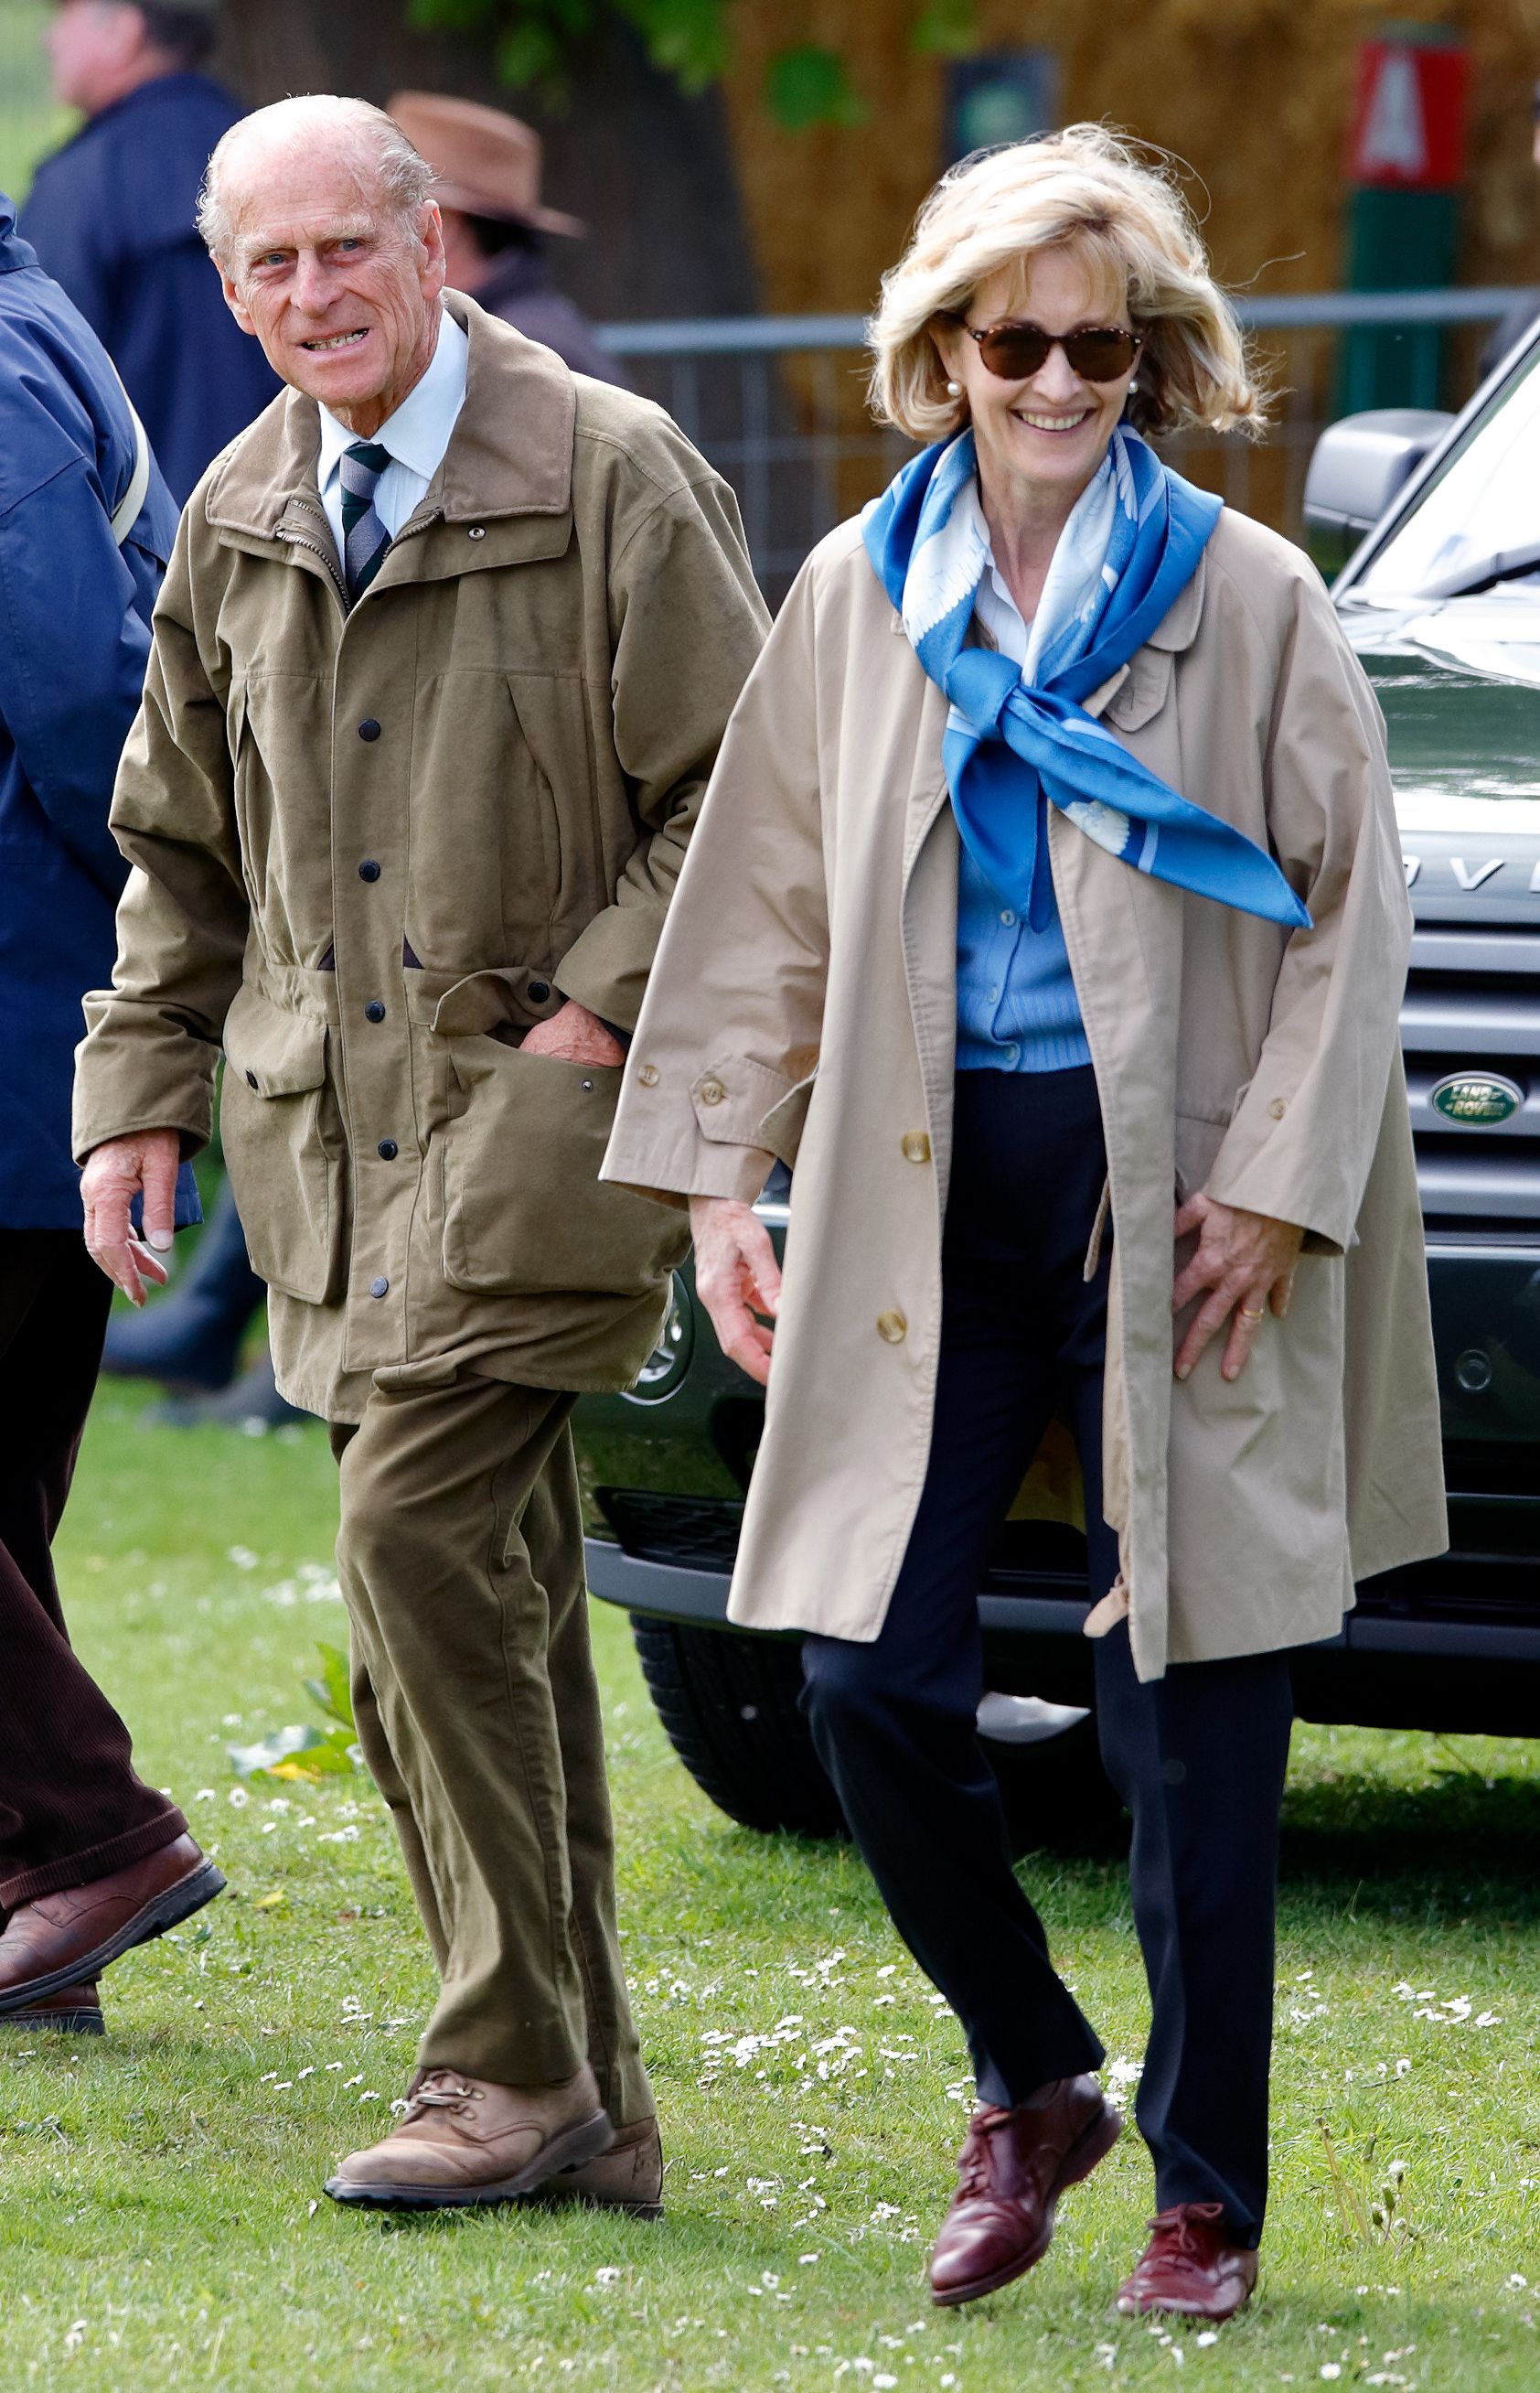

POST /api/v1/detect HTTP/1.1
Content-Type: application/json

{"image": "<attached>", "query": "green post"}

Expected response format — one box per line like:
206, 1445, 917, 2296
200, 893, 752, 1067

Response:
1337, 24, 1470, 414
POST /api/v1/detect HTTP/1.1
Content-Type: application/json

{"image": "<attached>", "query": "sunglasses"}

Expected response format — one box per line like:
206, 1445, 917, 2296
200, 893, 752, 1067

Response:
957, 318, 1143, 384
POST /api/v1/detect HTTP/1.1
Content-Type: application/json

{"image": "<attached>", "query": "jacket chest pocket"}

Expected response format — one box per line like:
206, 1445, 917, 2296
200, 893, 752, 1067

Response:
220, 985, 342, 1304
438, 1036, 686, 1300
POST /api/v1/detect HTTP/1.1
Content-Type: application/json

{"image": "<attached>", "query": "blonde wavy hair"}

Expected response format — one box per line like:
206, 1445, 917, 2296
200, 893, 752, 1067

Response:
868, 123, 1267, 445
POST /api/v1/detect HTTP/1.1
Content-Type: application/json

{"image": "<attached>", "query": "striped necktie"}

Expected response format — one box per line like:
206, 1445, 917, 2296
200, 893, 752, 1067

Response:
339, 439, 392, 603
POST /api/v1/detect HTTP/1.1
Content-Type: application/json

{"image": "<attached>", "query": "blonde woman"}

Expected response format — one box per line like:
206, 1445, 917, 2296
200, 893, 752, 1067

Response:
603, 127, 1444, 2318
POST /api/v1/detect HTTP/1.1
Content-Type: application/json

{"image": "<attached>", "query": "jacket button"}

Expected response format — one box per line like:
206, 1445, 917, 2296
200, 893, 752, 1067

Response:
377, 1138, 398, 1161
637, 1064, 659, 1087
528, 981, 551, 1003
1268, 1097, 1288, 1120
365, 1000, 386, 1023
901, 1132, 931, 1164
358, 859, 381, 882
245, 1068, 259, 1089
369, 1275, 389, 1298
468, 526, 487, 540
700, 1077, 726, 1106
358, 719, 381, 742
877, 1310, 907, 1345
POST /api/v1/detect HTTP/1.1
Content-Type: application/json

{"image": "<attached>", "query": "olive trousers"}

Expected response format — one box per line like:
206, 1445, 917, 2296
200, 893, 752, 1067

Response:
329, 1373, 650, 2124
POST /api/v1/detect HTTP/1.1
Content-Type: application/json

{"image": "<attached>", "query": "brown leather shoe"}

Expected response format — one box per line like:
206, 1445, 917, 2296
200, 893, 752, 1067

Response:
928, 2074, 1121, 2308
325, 2061, 615, 2210
0, 1836, 223, 2012
1116, 2202, 1259, 2322
0, 1980, 103, 2036
530, 2115, 663, 2219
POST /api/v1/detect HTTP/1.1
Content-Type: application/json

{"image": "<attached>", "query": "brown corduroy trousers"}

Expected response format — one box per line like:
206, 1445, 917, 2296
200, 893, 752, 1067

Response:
0, 1231, 187, 1912
329, 1372, 651, 2126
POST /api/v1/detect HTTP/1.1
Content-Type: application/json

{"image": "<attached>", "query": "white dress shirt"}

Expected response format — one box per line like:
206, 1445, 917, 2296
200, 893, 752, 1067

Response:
315, 306, 469, 563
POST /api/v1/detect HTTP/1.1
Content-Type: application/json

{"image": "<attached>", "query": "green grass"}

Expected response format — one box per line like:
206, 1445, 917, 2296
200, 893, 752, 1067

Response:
1, 1384, 1535, 2391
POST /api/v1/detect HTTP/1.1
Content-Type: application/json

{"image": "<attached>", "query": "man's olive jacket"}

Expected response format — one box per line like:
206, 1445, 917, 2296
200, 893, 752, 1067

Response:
72, 295, 769, 1421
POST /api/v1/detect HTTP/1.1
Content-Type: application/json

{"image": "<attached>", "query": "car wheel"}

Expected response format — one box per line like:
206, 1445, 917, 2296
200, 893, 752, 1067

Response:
628, 1618, 1128, 1855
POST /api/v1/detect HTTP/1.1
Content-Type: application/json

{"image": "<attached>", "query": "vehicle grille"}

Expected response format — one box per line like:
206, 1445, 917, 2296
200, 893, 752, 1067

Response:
595, 1488, 743, 1573
1402, 928, 1540, 1229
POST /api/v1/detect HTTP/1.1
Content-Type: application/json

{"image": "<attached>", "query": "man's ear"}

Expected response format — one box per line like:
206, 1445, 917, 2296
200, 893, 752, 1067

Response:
221, 272, 257, 338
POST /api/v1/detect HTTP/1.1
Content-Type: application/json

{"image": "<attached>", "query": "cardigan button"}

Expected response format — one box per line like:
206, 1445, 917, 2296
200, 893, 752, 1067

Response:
901, 1132, 931, 1164
876, 1310, 907, 1345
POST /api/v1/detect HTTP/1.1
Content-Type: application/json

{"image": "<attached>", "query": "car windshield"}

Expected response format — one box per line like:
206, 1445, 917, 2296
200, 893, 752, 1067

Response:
1354, 343, 1540, 603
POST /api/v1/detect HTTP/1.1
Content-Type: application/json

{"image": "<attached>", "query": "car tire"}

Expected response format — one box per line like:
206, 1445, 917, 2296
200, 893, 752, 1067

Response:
628, 1616, 1128, 1856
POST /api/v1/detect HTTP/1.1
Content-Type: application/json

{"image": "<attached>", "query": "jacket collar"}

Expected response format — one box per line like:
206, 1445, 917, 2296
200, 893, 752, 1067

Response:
205, 290, 575, 540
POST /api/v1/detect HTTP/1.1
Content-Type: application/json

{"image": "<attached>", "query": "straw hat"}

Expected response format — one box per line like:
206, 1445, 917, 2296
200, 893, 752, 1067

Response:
387, 91, 583, 238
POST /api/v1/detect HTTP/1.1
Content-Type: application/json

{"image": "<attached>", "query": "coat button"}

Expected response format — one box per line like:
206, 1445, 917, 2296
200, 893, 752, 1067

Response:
245, 1068, 259, 1089
1268, 1097, 1288, 1120
468, 526, 487, 540
358, 859, 381, 882
876, 1310, 908, 1345
377, 1138, 398, 1161
365, 1000, 386, 1023
901, 1132, 931, 1164
700, 1077, 726, 1106
369, 1276, 389, 1298
528, 981, 551, 1003
637, 1064, 659, 1087
358, 719, 381, 742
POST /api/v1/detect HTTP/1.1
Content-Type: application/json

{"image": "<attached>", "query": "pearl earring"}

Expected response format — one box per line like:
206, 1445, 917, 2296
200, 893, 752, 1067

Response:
946, 379, 961, 397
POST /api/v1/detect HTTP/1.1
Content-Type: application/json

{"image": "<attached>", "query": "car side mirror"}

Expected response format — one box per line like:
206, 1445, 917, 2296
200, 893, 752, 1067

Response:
1303, 408, 1454, 534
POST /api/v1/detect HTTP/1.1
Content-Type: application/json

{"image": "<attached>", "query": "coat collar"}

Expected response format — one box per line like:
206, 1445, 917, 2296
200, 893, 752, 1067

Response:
205, 290, 575, 541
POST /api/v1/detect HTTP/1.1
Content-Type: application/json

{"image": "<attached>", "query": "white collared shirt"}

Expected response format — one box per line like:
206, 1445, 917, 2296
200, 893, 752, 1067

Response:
315, 306, 469, 563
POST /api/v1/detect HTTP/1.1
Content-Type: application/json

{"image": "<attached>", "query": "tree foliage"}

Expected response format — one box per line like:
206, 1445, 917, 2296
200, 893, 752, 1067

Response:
406, 0, 979, 124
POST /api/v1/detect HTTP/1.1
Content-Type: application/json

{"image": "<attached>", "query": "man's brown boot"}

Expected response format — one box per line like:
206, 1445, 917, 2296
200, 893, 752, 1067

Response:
929, 2074, 1121, 2307
0, 1980, 103, 2036
530, 2116, 664, 2219
1116, 2202, 1258, 2322
0, 1835, 223, 2012
325, 2062, 615, 2210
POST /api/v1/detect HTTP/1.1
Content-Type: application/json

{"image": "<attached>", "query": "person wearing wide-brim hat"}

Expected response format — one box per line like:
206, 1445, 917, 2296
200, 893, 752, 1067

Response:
388, 90, 624, 385
602, 124, 1445, 2319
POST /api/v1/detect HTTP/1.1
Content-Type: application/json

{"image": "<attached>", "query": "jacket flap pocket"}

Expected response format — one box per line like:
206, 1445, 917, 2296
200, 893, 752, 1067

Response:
690, 1057, 797, 1146
223, 985, 327, 1098
431, 968, 551, 1038
1102, 646, 1173, 735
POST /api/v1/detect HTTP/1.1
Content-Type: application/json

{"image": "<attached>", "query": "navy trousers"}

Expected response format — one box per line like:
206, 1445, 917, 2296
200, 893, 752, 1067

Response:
801, 1067, 1295, 2245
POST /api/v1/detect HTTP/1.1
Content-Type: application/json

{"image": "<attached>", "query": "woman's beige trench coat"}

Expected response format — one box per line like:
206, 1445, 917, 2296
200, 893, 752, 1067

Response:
602, 505, 1449, 1681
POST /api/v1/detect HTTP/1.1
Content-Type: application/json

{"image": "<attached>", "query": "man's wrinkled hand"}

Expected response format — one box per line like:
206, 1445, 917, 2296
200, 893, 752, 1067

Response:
81, 1128, 182, 1306
1171, 1190, 1303, 1384
690, 1194, 782, 1388
520, 998, 626, 1068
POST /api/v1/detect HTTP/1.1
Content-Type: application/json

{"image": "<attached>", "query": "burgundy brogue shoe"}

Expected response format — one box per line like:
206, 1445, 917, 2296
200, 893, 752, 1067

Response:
0, 1836, 223, 2012
928, 2073, 1122, 2307
1116, 2202, 1259, 2323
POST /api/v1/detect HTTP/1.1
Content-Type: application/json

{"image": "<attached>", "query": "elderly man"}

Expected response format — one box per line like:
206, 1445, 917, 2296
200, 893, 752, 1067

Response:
73, 94, 767, 2213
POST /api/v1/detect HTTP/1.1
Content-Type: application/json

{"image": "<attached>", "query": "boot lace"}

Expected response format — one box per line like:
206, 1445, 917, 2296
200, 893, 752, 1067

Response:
401, 2069, 484, 2124
1142, 2201, 1225, 2278
954, 2108, 1009, 2201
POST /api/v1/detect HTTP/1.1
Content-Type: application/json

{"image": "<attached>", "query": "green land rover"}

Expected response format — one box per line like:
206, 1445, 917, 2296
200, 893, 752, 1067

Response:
572, 334, 1540, 1849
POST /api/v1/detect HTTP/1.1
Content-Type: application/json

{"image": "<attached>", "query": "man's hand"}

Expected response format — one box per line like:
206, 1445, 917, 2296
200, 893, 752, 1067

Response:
1171, 1191, 1304, 1384
521, 998, 626, 1068
81, 1128, 182, 1306
690, 1194, 782, 1388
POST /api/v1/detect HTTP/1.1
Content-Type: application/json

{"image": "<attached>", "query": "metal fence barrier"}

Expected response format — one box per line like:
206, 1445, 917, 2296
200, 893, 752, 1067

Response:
599, 288, 1535, 604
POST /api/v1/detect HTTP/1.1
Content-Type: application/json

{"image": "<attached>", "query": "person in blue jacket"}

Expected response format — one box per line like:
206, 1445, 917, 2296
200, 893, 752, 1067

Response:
20, 0, 278, 508
0, 191, 221, 2044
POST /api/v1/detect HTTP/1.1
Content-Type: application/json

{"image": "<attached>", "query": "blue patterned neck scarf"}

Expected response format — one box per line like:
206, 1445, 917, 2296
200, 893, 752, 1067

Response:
862, 425, 1310, 934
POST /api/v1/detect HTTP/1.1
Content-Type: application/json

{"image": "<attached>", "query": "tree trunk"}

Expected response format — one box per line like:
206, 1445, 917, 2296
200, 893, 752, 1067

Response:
212, 5, 760, 324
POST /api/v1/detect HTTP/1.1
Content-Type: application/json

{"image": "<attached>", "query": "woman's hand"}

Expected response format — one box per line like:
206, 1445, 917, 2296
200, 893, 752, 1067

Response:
1171, 1192, 1304, 1383
690, 1194, 782, 1388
